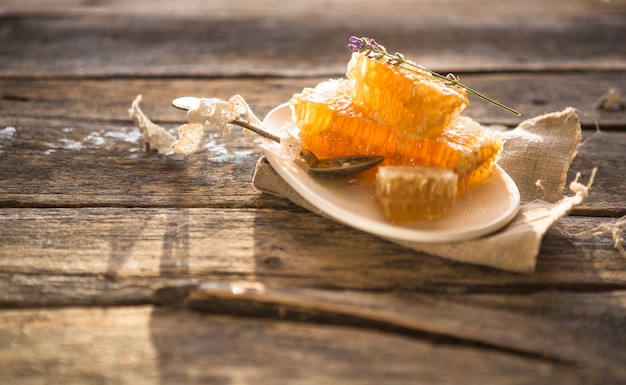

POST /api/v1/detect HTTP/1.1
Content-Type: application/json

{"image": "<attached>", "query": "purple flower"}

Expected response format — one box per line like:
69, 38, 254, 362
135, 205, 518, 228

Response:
348, 36, 364, 52
348, 36, 380, 53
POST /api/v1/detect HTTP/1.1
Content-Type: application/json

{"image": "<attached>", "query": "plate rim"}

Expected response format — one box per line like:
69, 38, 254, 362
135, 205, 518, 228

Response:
262, 102, 521, 243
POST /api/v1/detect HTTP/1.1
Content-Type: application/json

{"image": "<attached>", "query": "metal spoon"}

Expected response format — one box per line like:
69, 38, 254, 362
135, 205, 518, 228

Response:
172, 97, 384, 177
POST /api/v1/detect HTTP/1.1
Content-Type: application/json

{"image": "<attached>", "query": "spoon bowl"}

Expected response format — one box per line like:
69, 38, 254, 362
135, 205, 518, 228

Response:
299, 149, 384, 177
172, 97, 384, 177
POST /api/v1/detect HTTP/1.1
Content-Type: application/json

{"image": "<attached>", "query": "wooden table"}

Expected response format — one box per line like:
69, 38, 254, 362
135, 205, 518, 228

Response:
1, 1, 625, 384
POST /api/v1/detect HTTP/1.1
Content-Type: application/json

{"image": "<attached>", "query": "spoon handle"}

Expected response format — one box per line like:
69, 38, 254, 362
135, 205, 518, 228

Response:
171, 97, 282, 144
230, 118, 282, 144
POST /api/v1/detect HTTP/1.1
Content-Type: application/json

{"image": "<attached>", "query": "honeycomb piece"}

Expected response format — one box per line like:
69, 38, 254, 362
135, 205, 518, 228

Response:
346, 52, 469, 139
374, 166, 458, 222
289, 79, 502, 192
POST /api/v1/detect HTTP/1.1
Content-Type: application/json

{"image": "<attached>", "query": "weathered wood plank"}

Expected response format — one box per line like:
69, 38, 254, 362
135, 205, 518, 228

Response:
0, 306, 612, 385
2, 74, 625, 127
5, 269, 625, 376
5, 0, 625, 21
0, 147, 274, 209
158, 283, 626, 378
1, 209, 623, 293
1, 124, 623, 214
570, 130, 626, 216
0, 3, 624, 78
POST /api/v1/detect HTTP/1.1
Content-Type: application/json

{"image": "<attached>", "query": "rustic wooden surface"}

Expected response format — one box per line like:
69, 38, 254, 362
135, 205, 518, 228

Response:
1, 1, 625, 384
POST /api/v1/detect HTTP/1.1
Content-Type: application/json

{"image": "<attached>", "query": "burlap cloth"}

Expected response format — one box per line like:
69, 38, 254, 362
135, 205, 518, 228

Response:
252, 107, 594, 273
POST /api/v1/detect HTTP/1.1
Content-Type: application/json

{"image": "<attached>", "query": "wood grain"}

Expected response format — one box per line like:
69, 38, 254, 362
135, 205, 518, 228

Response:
1, 2, 624, 78
1, 209, 624, 297
1, 1, 625, 383
1, 306, 606, 385
165, 283, 626, 376
0, 120, 623, 214
5, 0, 626, 21
2, 75, 625, 126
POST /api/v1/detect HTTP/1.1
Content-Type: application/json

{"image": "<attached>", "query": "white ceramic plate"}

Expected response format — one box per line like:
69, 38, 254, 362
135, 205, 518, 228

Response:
262, 103, 520, 243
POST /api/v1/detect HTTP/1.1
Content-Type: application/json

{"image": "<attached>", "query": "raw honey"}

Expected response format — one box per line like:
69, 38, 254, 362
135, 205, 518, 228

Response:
374, 166, 458, 222
347, 52, 469, 139
289, 79, 502, 193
